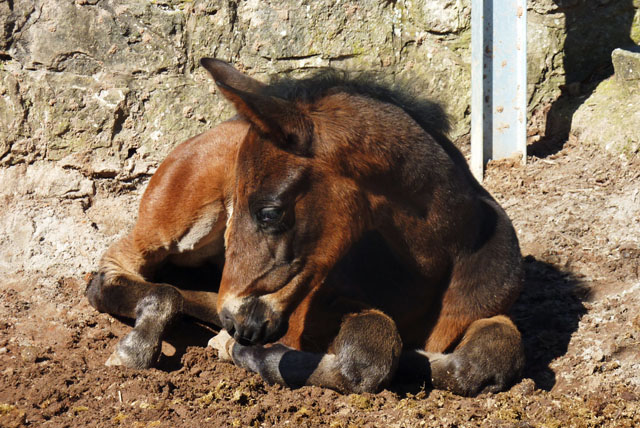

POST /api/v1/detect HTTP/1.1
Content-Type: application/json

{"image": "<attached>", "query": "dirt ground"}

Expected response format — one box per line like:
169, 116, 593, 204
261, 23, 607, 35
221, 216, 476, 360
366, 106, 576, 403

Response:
1, 131, 639, 427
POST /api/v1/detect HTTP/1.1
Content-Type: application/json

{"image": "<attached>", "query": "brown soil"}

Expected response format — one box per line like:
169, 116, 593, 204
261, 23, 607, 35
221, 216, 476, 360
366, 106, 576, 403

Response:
1, 135, 639, 427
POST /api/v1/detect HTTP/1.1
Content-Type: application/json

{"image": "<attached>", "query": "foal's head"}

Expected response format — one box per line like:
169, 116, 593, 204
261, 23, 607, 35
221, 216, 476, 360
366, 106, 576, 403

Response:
201, 59, 445, 345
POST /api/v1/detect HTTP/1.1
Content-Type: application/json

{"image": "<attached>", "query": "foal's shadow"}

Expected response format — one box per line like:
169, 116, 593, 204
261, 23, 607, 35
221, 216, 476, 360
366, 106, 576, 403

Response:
150, 263, 223, 372
509, 255, 588, 390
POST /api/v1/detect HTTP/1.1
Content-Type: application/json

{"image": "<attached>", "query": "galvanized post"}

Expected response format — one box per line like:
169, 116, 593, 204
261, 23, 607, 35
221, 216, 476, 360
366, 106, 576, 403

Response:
471, 0, 527, 181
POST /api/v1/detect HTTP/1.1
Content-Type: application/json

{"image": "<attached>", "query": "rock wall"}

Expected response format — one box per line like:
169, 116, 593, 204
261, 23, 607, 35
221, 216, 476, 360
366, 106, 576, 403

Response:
0, 0, 638, 168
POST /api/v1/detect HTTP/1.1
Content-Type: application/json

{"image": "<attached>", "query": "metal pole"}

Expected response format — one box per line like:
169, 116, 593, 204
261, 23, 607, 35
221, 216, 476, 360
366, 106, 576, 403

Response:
471, 0, 527, 182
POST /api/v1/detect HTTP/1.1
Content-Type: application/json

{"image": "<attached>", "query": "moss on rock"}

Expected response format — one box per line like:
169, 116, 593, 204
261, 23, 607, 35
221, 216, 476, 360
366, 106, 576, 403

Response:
572, 76, 640, 154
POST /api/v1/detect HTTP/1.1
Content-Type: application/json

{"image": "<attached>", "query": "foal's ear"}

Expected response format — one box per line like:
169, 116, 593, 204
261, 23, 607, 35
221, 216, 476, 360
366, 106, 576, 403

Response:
200, 58, 311, 153
200, 58, 266, 94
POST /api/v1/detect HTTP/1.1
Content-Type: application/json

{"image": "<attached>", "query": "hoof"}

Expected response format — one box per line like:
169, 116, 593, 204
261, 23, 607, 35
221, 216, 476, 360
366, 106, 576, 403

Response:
208, 329, 234, 361
429, 352, 517, 397
105, 349, 126, 367
104, 331, 159, 369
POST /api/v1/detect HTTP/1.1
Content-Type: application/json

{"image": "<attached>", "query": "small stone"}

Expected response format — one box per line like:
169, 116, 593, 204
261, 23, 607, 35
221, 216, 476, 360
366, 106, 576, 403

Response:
129, 160, 155, 178
20, 345, 39, 364
603, 361, 620, 372
592, 348, 605, 362
511, 378, 536, 396
90, 158, 121, 178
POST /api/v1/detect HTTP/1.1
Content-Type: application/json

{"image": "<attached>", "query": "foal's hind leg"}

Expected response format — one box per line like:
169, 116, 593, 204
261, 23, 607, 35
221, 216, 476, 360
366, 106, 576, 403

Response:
420, 315, 524, 396
210, 309, 403, 393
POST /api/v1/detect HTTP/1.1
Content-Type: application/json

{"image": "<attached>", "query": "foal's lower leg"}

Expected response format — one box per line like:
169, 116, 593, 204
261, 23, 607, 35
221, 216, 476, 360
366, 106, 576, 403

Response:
90, 273, 183, 368
86, 237, 221, 368
210, 309, 403, 393
401, 315, 525, 396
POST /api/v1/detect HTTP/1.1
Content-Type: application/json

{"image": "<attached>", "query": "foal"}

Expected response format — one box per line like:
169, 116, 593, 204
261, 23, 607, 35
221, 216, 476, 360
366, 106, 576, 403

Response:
87, 59, 525, 396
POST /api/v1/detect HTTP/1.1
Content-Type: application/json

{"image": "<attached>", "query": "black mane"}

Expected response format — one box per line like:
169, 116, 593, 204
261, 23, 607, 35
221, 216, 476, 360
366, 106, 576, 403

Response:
263, 68, 451, 143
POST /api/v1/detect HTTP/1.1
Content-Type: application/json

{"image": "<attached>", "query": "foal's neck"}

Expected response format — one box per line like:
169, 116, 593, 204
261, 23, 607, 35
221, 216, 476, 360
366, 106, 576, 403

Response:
347, 114, 478, 275
315, 94, 479, 273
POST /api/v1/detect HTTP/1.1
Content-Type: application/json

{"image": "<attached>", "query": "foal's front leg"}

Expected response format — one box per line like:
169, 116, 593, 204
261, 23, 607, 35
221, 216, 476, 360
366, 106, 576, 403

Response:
87, 243, 183, 369
209, 309, 403, 393
90, 274, 183, 369
86, 236, 221, 369
421, 315, 525, 396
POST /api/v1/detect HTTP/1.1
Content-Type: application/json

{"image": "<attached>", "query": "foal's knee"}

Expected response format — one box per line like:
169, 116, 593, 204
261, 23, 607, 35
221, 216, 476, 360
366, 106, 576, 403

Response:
430, 315, 525, 396
135, 285, 184, 323
333, 310, 402, 393
86, 240, 144, 315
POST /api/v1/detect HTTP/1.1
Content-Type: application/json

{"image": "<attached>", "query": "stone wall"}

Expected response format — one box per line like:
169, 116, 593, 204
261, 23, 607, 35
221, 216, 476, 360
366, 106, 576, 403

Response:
0, 0, 638, 167
571, 47, 640, 154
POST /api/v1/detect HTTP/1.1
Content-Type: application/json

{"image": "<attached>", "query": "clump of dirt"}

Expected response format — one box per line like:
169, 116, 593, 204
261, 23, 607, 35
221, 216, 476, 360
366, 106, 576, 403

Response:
1, 135, 639, 427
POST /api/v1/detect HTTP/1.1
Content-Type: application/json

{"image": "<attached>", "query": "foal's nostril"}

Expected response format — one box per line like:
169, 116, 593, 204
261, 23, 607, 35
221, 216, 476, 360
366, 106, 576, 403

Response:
235, 333, 253, 346
219, 309, 235, 335
245, 320, 267, 345
232, 319, 268, 346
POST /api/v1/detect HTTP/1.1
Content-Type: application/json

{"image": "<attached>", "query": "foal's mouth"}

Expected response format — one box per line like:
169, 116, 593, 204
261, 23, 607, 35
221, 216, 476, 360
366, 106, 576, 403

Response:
218, 261, 316, 346
220, 296, 287, 346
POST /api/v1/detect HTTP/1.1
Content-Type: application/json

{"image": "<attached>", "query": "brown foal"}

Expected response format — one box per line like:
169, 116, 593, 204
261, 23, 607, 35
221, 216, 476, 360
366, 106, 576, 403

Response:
87, 58, 524, 396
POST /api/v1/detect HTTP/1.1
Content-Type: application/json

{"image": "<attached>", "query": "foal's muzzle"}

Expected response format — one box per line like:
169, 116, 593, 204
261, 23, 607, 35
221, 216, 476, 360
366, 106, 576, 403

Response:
219, 296, 286, 346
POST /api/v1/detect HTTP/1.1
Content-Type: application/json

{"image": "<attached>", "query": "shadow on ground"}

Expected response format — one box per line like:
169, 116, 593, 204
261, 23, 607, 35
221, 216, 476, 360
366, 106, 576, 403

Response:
510, 256, 588, 391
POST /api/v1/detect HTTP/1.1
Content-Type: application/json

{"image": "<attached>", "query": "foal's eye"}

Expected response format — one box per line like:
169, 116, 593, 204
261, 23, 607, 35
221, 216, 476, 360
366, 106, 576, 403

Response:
256, 207, 284, 226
